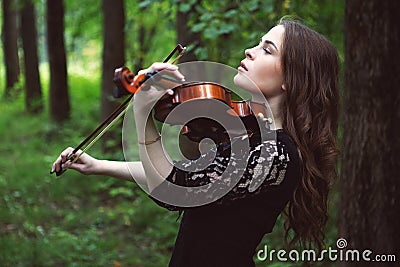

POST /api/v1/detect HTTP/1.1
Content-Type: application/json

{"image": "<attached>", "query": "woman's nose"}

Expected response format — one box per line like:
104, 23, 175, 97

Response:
245, 48, 254, 59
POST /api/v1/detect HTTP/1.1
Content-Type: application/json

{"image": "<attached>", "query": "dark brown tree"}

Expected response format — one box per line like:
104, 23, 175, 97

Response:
130, 5, 156, 73
340, 1, 400, 265
47, 0, 70, 122
20, 0, 43, 113
100, 0, 125, 151
176, 1, 202, 63
2, 0, 20, 98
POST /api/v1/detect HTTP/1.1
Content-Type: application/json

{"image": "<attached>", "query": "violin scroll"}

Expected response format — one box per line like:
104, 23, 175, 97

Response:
113, 44, 186, 98
113, 67, 153, 98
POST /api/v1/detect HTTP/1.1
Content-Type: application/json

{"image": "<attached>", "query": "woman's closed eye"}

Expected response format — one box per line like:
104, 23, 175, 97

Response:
263, 47, 272, 54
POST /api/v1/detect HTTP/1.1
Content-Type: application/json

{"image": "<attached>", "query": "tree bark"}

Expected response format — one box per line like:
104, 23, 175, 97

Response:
340, 1, 400, 265
47, 0, 70, 122
176, 1, 202, 63
2, 0, 20, 98
100, 0, 125, 152
20, 0, 43, 113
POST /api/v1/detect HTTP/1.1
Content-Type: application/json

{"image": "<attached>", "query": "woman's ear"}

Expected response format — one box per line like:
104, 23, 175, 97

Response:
281, 84, 287, 91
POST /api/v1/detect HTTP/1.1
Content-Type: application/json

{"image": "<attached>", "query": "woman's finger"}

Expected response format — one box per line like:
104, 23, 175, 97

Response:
148, 62, 177, 72
137, 63, 185, 82
50, 147, 74, 173
152, 63, 185, 81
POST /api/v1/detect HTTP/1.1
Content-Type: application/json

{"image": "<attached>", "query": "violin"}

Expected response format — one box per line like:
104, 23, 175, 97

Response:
52, 44, 257, 176
114, 66, 257, 142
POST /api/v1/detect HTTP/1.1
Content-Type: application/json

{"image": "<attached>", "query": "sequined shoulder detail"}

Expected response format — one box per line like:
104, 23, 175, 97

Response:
151, 130, 296, 209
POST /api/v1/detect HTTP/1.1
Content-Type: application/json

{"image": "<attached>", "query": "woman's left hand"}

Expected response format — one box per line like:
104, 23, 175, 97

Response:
133, 62, 185, 113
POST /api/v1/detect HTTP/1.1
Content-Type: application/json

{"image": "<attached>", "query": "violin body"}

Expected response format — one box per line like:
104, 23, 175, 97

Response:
153, 81, 255, 142
153, 82, 232, 122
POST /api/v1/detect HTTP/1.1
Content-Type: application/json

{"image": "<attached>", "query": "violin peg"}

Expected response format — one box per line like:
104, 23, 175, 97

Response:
257, 112, 273, 124
257, 113, 265, 120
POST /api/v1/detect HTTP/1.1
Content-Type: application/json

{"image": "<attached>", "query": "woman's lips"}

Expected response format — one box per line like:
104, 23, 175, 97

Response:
239, 61, 248, 72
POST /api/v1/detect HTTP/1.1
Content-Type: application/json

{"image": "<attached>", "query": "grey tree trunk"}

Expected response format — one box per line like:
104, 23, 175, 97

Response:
47, 0, 70, 122
100, 0, 125, 152
20, 0, 43, 113
339, 1, 400, 265
2, 0, 20, 98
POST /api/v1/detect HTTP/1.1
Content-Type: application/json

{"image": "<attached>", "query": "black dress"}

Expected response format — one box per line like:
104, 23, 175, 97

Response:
150, 129, 300, 267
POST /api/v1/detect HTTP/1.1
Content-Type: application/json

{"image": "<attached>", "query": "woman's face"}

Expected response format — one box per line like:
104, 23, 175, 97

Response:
234, 25, 285, 100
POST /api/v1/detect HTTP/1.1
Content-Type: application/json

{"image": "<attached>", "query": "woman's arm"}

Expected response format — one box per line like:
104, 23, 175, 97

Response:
94, 160, 147, 186
134, 113, 174, 191
50, 147, 148, 186
132, 62, 185, 192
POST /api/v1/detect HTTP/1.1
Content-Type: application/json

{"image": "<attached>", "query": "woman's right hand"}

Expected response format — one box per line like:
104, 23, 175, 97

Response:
50, 147, 99, 176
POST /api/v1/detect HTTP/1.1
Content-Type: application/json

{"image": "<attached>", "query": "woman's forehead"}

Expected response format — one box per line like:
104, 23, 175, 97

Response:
262, 25, 285, 48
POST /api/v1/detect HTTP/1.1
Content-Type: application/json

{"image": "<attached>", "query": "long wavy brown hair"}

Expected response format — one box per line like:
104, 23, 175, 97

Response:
278, 19, 340, 250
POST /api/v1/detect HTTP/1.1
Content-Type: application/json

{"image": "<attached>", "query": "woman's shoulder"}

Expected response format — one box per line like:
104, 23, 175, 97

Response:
274, 129, 301, 186
257, 129, 298, 159
247, 128, 300, 188
276, 129, 299, 159
251, 128, 298, 159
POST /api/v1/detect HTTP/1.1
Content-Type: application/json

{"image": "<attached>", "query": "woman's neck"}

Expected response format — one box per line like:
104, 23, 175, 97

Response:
251, 94, 283, 130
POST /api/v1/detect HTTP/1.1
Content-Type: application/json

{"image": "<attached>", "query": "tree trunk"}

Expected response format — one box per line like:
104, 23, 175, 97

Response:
100, 0, 125, 152
47, 0, 70, 122
133, 9, 156, 74
176, 1, 202, 63
340, 1, 400, 265
2, 0, 20, 98
20, 0, 43, 113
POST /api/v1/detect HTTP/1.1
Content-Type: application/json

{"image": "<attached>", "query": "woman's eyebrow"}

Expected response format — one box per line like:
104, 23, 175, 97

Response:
260, 38, 278, 51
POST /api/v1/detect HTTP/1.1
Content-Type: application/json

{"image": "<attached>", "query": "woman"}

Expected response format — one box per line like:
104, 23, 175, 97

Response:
51, 19, 339, 266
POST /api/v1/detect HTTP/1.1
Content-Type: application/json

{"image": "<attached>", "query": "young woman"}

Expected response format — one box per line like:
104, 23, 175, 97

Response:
51, 19, 339, 266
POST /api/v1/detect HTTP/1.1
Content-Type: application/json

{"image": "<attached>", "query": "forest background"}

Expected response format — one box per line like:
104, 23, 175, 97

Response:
1, 0, 398, 266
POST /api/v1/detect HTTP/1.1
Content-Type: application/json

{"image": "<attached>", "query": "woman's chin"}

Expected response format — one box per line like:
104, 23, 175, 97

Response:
234, 73, 250, 90
234, 73, 259, 93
